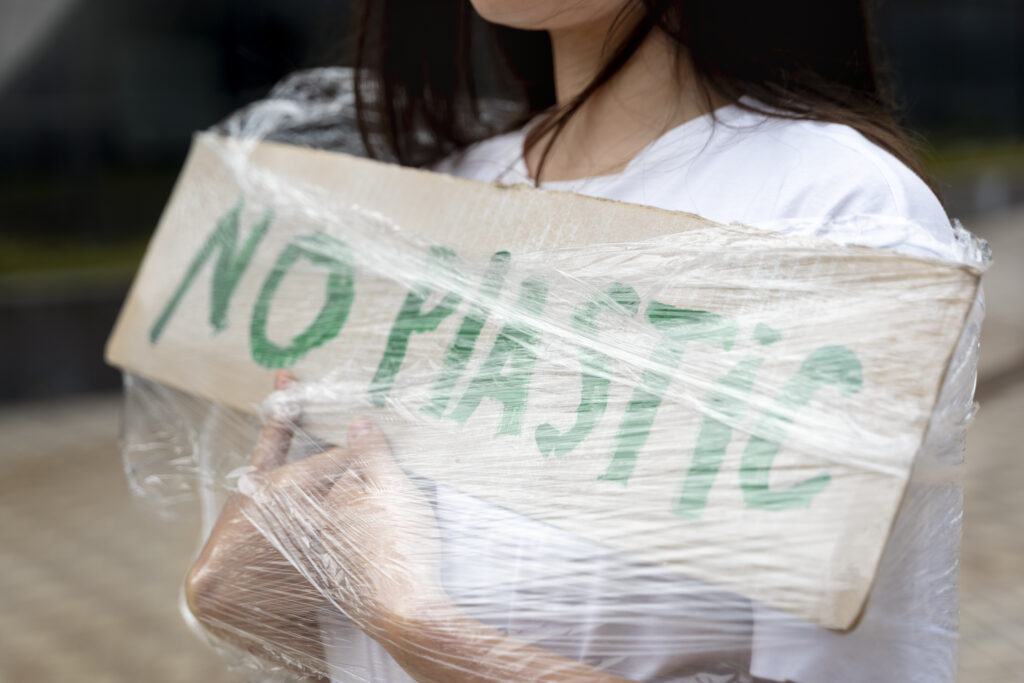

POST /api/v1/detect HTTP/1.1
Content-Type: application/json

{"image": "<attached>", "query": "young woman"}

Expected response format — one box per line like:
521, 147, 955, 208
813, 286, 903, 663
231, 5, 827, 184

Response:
185, 1, 965, 681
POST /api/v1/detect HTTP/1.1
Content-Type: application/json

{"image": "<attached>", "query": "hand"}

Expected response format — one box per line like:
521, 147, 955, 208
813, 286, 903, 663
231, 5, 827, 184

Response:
315, 415, 445, 636
184, 370, 340, 675
185, 370, 444, 674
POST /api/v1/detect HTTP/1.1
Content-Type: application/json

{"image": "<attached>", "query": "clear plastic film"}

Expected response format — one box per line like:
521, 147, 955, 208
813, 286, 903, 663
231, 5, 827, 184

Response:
115, 69, 990, 683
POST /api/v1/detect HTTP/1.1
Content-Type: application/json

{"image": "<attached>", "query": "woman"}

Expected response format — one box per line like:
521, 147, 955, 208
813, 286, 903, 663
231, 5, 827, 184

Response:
185, 1, 964, 681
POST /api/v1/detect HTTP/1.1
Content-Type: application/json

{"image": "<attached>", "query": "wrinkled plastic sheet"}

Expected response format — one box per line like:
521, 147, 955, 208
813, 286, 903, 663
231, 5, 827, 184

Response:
114, 68, 989, 683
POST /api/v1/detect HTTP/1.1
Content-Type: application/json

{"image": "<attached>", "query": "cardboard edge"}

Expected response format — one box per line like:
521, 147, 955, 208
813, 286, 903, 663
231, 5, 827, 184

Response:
827, 272, 981, 632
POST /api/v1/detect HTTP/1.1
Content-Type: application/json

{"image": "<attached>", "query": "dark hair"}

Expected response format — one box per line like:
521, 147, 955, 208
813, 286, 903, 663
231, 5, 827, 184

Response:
349, 0, 927, 183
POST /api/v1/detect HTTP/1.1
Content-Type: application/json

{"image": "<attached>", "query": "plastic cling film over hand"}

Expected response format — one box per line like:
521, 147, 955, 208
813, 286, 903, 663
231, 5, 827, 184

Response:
111, 68, 987, 683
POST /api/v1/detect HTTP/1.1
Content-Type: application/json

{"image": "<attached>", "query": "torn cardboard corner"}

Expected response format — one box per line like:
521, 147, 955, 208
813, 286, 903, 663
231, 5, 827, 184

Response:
107, 133, 979, 630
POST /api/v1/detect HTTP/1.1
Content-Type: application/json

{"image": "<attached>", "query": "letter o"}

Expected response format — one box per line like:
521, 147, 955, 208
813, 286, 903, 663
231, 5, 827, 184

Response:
250, 232, 355, 368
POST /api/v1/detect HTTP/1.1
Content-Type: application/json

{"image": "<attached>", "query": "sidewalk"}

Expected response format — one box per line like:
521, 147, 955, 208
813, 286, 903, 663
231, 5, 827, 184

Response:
0, 395, 240, 683
957, 205, 1024, 682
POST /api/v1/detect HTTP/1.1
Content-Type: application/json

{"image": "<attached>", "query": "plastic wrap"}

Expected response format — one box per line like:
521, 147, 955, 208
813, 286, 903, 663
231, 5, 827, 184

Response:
113, 69, 989, 683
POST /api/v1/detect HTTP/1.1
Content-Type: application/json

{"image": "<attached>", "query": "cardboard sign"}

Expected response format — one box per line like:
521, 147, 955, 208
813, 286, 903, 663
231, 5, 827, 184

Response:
107, 133, 979, 630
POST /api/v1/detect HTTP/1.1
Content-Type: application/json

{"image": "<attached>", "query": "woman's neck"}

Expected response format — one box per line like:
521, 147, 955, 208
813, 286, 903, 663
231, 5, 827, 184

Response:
525, 12, 725, 182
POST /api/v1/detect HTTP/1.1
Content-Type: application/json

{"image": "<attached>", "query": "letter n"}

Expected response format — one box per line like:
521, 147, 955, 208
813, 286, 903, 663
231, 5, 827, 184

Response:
149, 199, 272, 343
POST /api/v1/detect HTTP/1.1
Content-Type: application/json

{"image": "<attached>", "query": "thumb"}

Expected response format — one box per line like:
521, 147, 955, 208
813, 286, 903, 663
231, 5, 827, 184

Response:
250, 369, 301, 472
346, 417, 396, 485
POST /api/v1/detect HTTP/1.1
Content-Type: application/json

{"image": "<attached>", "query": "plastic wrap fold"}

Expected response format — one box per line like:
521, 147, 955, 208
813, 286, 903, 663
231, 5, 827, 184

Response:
109, 69, 988, 683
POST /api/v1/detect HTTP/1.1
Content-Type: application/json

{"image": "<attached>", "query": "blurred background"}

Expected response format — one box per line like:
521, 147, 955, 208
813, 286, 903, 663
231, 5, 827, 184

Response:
0, 0, 1021, 681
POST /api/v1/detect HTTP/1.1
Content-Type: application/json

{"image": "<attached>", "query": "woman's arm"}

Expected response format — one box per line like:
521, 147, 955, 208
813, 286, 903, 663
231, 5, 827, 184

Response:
184, 386, 636, 681
375, 601, 633, 683
186, 371, 751, 682
306, 413, 643, 682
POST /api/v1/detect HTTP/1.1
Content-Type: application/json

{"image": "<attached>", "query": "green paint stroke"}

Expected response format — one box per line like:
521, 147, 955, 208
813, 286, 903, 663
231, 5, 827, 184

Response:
673, 356, 764, 519
740, 345, 862, 510
601, 302, 738, 485
250, 232, 355, 368
754, 322, 781, 346
535, 282, 640, 458
369, 247, 464, 407
448, 276, 549, 436
149, 198, 272, 343
421, 251, 511, 418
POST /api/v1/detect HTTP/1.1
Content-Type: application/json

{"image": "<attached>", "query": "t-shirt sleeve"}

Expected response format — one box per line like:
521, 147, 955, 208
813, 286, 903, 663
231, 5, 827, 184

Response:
745, 126, 958, 258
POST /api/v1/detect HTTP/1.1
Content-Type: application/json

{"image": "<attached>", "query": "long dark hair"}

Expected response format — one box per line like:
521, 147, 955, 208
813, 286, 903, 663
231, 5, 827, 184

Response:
350, 0, 927, 183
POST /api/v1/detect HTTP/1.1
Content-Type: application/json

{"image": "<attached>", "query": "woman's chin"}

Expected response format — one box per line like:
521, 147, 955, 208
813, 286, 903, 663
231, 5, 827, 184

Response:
469, 0, 631, 32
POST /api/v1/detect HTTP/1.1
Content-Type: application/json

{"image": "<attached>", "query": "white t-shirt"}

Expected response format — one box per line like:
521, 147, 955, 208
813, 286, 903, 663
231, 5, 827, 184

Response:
324, 104, 972, 683
434, 103, 958, 257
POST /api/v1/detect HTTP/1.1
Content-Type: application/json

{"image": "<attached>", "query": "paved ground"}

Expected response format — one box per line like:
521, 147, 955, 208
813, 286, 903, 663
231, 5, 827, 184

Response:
956, 205, 1024, 681
0, 395, 241, 683
0, 208, 1021, 682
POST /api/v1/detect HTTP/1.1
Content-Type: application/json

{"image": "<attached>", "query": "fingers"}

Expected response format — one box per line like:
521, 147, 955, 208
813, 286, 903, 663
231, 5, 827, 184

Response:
250, 412, 396, 504
274, 368, 297, 392
345, 417, 397, 486
271, 448, 350, 500
250, 369, 301, 472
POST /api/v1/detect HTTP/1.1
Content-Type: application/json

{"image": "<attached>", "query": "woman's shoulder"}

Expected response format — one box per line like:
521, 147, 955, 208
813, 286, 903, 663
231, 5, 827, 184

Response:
763, 117, 941, 214
659, 108, 958, 257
